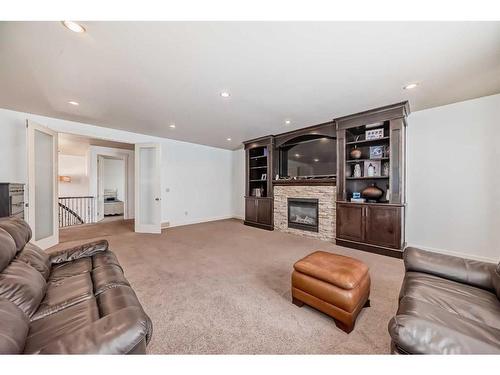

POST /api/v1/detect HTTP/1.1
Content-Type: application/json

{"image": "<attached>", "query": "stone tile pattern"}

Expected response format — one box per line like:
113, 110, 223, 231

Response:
273, 185, 336, 242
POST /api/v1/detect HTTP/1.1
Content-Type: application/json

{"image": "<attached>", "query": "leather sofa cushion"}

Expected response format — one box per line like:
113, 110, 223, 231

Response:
24, 298, 99, 354
36, 307, 149, 354
16, 242, 51, 280
92, 264, 130, 295
31, 273, 93, 321
97, 285, 144, 317
401, 271, 500, 330
0, 297, 30, 354
49, 258, 92, 281
293, 251, 369, 290
92, 251, 122, 270
0, 260, 47, 318
493, 264, 500, 300
0, 217, 31, 253
389, 296, 500, 354
97, 285, 153, 345
404, 247, 496, 292
0, 228, 17, 272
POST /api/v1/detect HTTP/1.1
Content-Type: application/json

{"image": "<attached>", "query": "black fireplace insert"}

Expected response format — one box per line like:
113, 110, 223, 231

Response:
287, 198, 319, 232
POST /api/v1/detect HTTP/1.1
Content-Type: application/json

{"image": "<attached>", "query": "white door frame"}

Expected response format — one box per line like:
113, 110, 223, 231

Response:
134, 143, 161, 233
26, 120, 59, 249
96, 155, 105, 222
96, 154, 129, 221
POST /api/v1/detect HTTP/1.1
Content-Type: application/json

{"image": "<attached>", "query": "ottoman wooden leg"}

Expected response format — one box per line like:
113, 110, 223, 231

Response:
334, 319, 354, 334
292, 297, 304, 307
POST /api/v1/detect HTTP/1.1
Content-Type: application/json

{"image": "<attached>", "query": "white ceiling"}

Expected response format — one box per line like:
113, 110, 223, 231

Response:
1, 22, 499, 150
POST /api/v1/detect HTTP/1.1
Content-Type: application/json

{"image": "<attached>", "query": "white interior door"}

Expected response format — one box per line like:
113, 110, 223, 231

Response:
96, 155, 105, 222
27, 120, 59, 249
134, 143, 161, 233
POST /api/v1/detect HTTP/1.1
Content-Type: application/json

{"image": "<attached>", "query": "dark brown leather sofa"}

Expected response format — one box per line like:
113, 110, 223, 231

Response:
389, 247, 500, 354
0, 217, 152, 354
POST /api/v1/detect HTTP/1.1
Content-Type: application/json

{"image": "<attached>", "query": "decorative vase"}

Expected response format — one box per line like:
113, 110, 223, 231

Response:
353, 164, 362, 178
350, 146, 362, 160
362, 183, 384, 201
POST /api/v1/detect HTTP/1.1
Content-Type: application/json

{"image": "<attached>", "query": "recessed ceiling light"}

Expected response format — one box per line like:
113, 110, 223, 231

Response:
68, 101, 79, 106
294, 153, 300, 158
403, 83, 419, 90
220, 92, 230, 98
226, 138, 232, 141
61, 21, 86, 33
313, 158, 319, 162
285, 120, 291, 125
169, 124, 176, 129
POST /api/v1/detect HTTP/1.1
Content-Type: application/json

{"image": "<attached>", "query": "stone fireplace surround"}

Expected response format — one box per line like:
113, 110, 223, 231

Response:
274, 185, 336, 242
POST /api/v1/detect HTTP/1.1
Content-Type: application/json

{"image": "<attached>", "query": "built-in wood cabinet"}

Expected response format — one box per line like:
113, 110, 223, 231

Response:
245, 197, 273, 228
243, 136, 274, 230
335, 102, 409, 258
336, 203, 365, 242
337, 202, 403, 252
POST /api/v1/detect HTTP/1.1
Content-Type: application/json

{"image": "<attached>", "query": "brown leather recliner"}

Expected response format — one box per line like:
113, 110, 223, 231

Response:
389, 247, 500, 354
0, 217, 153, 354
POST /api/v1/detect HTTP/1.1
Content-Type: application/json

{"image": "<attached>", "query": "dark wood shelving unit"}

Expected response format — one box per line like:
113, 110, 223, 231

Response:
243, 136, 274, 231
346, 157, 389, 164
345, 136, 390, 145
346, 176, 389, 180
335, 102, 409, 258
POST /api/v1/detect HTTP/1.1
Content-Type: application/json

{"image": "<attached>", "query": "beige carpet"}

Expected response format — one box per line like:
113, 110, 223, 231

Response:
49, 219, 404, 354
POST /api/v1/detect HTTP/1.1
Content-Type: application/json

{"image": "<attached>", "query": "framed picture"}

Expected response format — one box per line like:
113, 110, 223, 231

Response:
365, 128, 384, 140
261, 173, 267, 180
369, 146, 384, 159
364, 160, 381, 177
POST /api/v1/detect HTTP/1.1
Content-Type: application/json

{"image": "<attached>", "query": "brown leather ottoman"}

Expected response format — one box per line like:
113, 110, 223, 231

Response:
291, 251, 371, 333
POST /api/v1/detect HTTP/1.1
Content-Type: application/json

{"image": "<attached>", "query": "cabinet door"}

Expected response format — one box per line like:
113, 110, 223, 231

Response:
336, 203, 364, 242
257, 198, 272, 226
245, 198, 258, 223
365, 205, 401, 249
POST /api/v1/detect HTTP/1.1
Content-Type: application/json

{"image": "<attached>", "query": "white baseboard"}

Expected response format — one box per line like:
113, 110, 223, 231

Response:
165, 215, 238, 229
406, 243, 498, 264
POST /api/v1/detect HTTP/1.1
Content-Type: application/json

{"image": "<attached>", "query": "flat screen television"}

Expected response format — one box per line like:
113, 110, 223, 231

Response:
279, 135, 337, 178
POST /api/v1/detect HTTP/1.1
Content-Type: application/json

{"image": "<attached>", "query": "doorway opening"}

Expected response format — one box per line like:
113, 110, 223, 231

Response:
57, 132, 134, 230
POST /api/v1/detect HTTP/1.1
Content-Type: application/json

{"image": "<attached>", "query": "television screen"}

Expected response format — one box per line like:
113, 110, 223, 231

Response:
279, 136, 336, 178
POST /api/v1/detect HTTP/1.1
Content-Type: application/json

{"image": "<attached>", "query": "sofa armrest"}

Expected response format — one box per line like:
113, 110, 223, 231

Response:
37, 307, 149, 354
404, 247, 496, 292
49, 240, 108, 264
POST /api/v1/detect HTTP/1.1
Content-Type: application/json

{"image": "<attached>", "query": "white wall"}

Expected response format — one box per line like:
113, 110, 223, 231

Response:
58, 154, 89, 197
231, 148, 245, 219
102, 158, 126, 202
0, 107, 234, 228
406, 93, 500, 262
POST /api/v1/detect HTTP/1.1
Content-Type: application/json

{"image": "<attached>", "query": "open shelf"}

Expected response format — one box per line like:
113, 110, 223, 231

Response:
250, 166, 267, 170
250, 155, 267, 160
346, 136, 390, 146
250, 179, 267, 182
346, 157, 389, 164
346, 176, 389, 180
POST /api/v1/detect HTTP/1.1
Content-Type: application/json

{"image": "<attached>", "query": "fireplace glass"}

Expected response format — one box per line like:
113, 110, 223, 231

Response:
287, 198, 319, 232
